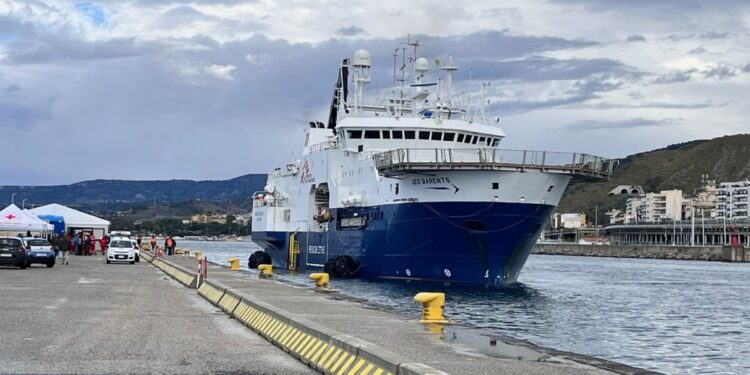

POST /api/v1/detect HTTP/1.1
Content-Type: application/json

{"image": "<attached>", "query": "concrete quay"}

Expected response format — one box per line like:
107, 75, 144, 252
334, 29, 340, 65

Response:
0, 256, 315, 375
533, 243, 748, 261
154, 252, 657, 375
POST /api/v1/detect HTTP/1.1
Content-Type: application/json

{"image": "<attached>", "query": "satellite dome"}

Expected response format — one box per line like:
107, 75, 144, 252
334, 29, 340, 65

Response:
353, 49, 371, 67
415, 57, 429, 73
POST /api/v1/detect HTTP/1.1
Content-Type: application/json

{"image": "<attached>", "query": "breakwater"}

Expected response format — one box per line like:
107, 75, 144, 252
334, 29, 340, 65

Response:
533, 243, 749, 261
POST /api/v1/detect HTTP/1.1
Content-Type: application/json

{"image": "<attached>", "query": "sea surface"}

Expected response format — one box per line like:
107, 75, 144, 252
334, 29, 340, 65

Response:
179, 240, 750, 375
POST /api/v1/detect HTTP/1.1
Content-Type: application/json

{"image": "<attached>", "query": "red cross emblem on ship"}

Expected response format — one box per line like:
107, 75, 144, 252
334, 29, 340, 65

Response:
5, 214, 16, 220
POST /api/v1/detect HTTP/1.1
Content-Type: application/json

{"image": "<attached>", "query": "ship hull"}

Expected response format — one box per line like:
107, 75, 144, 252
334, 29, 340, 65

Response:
252, 201, 554, 287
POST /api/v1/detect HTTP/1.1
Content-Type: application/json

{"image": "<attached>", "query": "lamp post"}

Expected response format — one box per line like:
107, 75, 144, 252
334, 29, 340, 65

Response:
22, 199, 27, 209
11, 193, 16, 205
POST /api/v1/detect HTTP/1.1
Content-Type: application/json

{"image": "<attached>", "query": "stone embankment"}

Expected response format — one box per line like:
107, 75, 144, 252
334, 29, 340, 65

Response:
532, 243, 744, 261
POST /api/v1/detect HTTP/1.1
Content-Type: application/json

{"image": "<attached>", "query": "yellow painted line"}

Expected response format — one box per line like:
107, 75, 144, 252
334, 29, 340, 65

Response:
336, 354, 356, 375
289, 332, 308, 351
258, 316, 274, 332
323, 348, 343, 369
330, 352, 351, 373
292, 334, 311, 353
276, 325, 293, 342
250, 312, 266, 327
305, 340, 325, 359
299, 337, 318, 357
271, 322, 288, 339
255, 314, 270, 330
266, 320, 281, 335
346, 358, 366, 375
310, 343, 330, 363
284, 330, 302, 348
372, 369, 384, 375
360, 366, 374, 375
280, 329, 298, 347
267, 320, 283, 337
246, 309, 260, 323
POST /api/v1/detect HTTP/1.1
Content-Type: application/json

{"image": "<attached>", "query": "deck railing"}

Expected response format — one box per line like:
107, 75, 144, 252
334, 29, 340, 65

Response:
372, 148, 615, 180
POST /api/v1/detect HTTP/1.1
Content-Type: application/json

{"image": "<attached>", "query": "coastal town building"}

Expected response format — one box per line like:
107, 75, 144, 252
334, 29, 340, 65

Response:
553, 213, 587, 229
624, 190, 683, 223
716, 180, 749, 220
191, 214, 228, 224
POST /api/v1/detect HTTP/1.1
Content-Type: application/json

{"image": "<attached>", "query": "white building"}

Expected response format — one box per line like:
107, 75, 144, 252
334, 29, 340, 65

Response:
716, 180, 749, 220
553, 213, 587, 229
625, 190, 683, 223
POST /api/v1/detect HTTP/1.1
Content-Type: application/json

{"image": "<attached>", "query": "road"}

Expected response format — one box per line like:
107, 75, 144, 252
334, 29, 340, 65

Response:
0, 256, 316, 375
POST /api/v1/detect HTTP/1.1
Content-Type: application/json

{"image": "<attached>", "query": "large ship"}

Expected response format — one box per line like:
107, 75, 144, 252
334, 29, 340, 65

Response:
251, 43, 613, 287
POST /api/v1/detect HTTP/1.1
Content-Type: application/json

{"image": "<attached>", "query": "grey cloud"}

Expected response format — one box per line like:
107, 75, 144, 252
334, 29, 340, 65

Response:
590, 100, 720, 110
488, 73, 625, 115
688, 47, 707, 54
744, 64, 750, 73
627, 34, 646, 42
336, 26, 365, 36
0, 102, 50, 130
566, 118, 680, 130
461, 56, 641, 82
653, 63, 741, 84
667, 31, 732, 41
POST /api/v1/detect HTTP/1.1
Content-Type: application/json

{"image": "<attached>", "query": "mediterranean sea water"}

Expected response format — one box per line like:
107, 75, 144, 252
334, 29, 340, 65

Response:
181, 240, 750, 374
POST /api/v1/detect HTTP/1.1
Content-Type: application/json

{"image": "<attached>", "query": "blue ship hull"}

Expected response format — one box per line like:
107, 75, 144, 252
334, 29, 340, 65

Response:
252, 201, 554, 287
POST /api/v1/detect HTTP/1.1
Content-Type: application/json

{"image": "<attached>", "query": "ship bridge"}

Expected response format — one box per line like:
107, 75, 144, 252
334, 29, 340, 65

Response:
373, 147, 615, 181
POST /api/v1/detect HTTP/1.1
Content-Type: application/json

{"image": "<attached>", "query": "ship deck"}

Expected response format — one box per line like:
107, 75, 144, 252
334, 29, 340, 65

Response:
373, 148, 615, 181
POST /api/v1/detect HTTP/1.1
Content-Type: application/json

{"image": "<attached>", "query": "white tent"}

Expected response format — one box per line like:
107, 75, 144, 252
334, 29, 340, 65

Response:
0, 204, 53, 232
29, 203, 110, 237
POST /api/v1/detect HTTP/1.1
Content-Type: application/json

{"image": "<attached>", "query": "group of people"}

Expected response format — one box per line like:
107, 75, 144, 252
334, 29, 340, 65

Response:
146, 235, 177, 256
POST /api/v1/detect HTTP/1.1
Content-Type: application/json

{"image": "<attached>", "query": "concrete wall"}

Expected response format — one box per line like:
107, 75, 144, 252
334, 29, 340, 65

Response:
532, 243, 731, 261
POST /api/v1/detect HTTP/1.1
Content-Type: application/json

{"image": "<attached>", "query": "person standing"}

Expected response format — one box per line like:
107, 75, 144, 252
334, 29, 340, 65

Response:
149, 235, 158, 255
73, 234, 81, 256
136, 235, 142, 249
164, 236, 176, 256
58, 235, 71, 265
83, 234, 91, 256
99, 236, 108, 256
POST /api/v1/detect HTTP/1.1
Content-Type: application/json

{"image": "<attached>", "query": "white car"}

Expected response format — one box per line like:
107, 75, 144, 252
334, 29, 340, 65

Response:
106, 238, 137, 264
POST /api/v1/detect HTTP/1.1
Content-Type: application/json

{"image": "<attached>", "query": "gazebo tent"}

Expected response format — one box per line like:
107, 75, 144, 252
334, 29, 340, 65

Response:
0, 204, 54, 233
29, 203, 110, 238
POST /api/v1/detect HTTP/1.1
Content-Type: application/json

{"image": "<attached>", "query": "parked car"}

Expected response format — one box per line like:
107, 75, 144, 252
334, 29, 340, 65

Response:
0, 237, 28, 269
106, 238, 137, 264
23, 237, 56, 268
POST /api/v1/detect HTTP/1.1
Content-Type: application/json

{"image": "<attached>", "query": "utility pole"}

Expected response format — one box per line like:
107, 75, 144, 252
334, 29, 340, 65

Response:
11, 193, 16, 205
701, 208, 705, 246
690, 203, 695, 246
22, 199, 27, 209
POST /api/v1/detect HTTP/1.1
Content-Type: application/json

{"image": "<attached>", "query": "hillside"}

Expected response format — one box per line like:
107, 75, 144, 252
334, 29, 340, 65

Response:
1, 174, 267, 208
558, 133, 750, 222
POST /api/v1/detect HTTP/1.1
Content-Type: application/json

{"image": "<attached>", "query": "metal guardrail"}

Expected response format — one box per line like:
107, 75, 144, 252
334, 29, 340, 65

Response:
372, 148, 615, 180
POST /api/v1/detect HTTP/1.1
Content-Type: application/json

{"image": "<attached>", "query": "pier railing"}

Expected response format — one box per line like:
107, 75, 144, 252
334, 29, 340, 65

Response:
372, 148, 615, 180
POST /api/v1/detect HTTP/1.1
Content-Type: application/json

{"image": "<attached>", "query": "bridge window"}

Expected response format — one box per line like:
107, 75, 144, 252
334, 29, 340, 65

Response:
492, 139, 499, 147
405, 130, 416, 139
471, 136, 479, 144
444, 132, 455, 141
431, 132, 442, 140
364, 130, 380, 139
492, 182, 499, 190
457, 133, 465, 142
382, 130, 391, 139
347, 130, 362, 139
419, 131, 430, 140
392, 130, 403, 139
479, 137, 486, 145
463, 134, 472, 144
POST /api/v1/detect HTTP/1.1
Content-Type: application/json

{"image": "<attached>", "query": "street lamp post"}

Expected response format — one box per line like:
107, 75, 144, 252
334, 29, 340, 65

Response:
22, 199, 27, 209
11, 193, 16, 205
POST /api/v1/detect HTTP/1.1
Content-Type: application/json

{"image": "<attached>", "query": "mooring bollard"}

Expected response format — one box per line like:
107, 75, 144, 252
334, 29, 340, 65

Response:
258, 264, 273, 277
413, 292, 452, 323
194, 250, 202, 260
309, 272, 338, 293
229, 257, 240, 270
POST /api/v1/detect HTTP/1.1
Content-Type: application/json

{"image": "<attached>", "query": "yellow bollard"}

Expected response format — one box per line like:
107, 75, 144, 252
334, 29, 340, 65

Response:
309, 273, 329, 288
413, 292, 452, 324
175, 247, 183, 254
258, 264, 273, 277
229, 257, 240, 270
194, 250, 202, 260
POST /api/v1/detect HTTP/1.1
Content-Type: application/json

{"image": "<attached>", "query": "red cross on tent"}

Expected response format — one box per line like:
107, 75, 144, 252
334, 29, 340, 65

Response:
4, 213, 16, 220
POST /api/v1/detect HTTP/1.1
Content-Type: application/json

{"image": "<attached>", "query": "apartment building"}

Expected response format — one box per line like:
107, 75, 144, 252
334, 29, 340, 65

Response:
716, 180, 750, 220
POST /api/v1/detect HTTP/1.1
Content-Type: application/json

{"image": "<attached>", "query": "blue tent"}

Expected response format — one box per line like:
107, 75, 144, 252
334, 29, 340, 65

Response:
37, 215, 65, 235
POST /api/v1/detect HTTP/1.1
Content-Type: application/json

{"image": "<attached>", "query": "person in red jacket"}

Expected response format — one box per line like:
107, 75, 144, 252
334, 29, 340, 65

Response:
99, 236, 108, 255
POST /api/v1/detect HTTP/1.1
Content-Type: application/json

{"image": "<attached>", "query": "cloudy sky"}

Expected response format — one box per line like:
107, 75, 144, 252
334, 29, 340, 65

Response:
1, 0, 749, 185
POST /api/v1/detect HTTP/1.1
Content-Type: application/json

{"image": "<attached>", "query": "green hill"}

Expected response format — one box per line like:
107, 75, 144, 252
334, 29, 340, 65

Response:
559, 133, 750, 223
